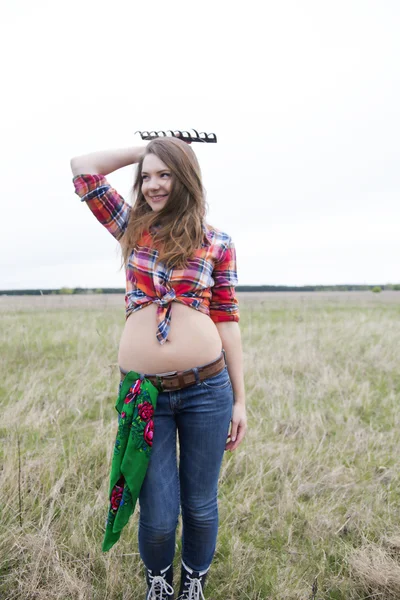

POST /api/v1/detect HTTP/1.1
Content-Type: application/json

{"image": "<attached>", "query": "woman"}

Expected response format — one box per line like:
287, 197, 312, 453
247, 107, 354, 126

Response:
70, 136, 247, 600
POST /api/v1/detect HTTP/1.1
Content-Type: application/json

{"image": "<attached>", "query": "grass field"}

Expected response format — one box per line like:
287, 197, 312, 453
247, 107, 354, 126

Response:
1, 292, 400, 600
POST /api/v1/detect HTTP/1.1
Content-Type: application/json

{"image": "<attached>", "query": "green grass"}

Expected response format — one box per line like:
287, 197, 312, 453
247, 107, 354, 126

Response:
1, 292, 400, 599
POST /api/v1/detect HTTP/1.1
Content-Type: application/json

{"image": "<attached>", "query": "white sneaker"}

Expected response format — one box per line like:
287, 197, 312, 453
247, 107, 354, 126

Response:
145, 564, 174, 600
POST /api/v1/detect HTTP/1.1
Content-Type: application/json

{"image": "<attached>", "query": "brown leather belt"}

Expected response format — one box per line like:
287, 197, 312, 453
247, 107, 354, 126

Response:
120, 350, 227, 392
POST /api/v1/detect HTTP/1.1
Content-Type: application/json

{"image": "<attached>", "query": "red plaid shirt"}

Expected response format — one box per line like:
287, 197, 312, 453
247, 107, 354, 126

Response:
72, 174, 240, 344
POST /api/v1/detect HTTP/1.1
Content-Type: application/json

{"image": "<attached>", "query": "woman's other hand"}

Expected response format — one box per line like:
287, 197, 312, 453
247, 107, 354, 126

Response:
225, 403, 247, 452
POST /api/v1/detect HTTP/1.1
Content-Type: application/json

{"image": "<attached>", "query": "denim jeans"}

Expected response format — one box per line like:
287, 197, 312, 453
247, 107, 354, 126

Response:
134, 362, 234, 573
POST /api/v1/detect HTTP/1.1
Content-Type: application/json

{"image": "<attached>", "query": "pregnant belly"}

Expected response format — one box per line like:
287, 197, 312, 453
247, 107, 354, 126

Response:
117, 302, 223, 374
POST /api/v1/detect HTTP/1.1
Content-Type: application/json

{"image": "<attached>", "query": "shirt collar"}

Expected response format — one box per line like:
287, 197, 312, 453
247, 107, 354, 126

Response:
201, 223, 212, 247
149, 223, 162, 234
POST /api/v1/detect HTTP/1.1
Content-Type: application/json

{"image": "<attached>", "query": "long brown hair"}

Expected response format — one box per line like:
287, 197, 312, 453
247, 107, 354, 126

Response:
121, 137, 209, 270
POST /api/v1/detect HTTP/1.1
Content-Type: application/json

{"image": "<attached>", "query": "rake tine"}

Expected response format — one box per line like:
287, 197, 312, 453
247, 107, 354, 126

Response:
173, 130, 188, 142
181, 130, 191, 141
204, 132, 217, 142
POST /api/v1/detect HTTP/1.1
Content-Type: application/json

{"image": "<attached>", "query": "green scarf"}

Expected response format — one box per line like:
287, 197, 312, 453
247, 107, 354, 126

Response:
102, 372, 159, 552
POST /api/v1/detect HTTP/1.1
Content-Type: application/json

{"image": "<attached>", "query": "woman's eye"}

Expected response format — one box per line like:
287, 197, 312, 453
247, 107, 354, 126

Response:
141, 173, 170, 180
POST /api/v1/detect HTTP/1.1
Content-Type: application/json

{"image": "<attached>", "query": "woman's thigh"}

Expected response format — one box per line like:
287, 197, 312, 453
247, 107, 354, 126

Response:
177, 366, 234, 509
138, 391, 180, 531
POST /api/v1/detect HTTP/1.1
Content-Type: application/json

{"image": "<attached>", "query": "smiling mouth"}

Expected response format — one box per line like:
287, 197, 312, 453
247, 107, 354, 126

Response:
150, 194, 168, 201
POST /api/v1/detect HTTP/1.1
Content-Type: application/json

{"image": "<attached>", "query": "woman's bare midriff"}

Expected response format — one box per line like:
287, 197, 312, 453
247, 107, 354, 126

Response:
117, 302, 223, 374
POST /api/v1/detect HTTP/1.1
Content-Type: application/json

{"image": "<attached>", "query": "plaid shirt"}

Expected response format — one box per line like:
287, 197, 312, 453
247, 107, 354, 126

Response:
72, 174, 240, 344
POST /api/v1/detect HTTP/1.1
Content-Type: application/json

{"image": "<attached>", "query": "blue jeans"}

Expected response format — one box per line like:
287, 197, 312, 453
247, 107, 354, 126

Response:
135, 361, 234, 573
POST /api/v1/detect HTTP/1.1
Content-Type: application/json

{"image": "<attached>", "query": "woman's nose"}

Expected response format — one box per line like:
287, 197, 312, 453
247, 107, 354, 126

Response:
148, 179, 160, 189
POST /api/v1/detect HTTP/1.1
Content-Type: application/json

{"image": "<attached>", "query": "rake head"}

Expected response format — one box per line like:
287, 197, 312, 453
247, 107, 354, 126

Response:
135, 129, 217, 143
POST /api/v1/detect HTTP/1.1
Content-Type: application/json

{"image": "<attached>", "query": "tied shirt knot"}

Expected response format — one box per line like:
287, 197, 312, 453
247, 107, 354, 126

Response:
155, 289, 176, 344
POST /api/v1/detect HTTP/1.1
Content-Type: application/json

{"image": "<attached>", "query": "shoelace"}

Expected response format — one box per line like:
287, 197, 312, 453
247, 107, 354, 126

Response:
181, 575, 206, 600
147, 574, 174, 600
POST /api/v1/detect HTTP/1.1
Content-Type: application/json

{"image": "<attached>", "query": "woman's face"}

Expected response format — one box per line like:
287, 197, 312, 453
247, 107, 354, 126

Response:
141, 154, 174, 212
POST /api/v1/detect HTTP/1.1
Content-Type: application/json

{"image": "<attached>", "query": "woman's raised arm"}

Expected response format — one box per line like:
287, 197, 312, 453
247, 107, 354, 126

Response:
70, 146, 147, 177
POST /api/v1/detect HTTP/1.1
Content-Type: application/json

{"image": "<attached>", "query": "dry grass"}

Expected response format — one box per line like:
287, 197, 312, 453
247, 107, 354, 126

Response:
1, 292, 400, 599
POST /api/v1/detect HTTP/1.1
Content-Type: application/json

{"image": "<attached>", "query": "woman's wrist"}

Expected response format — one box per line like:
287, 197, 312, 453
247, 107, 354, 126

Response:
234, 396, 246, 406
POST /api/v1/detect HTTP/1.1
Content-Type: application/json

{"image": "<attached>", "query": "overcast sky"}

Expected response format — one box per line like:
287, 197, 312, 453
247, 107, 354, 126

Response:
1, 0, 399, 289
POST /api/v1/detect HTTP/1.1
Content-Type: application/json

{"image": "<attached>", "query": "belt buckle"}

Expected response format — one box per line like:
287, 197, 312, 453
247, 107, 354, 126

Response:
155, 370, 177, 392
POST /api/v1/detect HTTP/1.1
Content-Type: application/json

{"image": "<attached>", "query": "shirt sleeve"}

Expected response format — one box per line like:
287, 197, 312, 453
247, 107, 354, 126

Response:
72, 173, 131, 241
209, 236, 240, 323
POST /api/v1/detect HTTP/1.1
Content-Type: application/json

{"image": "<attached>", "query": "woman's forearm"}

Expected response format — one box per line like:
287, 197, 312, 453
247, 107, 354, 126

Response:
70, 146, 146, 176
215, 322, 246, 405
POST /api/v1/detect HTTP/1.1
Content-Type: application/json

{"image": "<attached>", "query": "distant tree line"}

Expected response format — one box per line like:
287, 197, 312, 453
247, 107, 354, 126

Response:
1, 284, 400, 296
